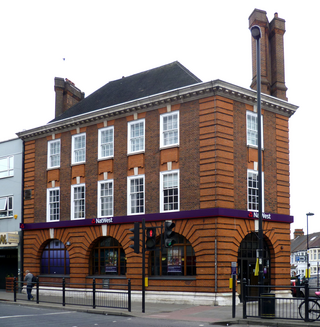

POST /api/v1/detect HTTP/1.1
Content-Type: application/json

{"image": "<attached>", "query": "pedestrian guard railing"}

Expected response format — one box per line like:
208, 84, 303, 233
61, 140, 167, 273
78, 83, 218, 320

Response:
13, 277, 131, 312
242, 279, 320, 322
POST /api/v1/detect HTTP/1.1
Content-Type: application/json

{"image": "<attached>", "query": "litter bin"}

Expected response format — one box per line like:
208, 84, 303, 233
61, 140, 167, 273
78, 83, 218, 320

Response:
261, 293, 275, 318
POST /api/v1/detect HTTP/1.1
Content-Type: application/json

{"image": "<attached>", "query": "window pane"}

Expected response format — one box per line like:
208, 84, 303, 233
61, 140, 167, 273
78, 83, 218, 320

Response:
162, 172, 179, 211
73, 134, 86, 163
48, 189, 60, 221
41, 240, 69, 275
100, 182, 113, 217
90, 237, 126, 276
73, 186, 85, 219
149, 235, 195, 277
0, 156, 14, 178
49, 140, 60, 168
100, 128, 114, 158
162, 113, 178, 146
247, 171, 263, 211
129, 177, 144, 214
129, 121, 144, 153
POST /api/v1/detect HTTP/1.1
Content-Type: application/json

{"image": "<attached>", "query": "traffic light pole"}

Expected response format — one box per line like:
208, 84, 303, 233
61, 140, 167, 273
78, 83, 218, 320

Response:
142, 218, 145, 313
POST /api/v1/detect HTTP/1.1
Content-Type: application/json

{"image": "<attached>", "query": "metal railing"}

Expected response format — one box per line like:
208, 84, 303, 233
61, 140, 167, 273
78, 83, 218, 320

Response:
242, 279, 320, 322
14, 278, 131, 312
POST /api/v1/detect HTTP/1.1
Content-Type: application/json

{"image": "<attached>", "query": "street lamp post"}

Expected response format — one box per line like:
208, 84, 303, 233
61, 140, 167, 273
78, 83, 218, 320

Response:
306, 212, 314, 279
251, 25, 264, 293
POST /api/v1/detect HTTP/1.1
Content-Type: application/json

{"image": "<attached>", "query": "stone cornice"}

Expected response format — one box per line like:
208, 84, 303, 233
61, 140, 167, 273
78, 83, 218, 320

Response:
17, 79, 298, 140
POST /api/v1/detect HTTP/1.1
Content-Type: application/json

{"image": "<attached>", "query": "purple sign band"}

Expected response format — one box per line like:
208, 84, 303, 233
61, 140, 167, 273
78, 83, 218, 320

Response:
20, 208, 293, 231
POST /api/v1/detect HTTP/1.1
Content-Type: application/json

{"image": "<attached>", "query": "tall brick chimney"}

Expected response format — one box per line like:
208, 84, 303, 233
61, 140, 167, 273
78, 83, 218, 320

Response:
54, 77, 85, 118
294, 229, 304, 239
249, 9, 288, 101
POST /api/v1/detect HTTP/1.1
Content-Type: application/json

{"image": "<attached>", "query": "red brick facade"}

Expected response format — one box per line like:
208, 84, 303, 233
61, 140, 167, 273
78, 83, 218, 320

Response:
20, 88, 296, 304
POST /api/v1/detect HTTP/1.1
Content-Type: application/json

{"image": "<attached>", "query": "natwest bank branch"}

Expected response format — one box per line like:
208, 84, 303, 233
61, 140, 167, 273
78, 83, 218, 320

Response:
20, 207, 293, 304
17, 9, 297, 305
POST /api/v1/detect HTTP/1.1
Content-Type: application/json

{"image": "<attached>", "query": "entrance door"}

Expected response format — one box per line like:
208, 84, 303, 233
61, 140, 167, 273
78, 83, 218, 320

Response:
0, 249, 18, 289
237, 233, 270, 301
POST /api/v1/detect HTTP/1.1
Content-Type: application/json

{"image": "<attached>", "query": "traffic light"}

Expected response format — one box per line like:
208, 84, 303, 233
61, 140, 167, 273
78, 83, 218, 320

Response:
146, 227, 156, 251
164, 221, 176, 248
129, 222, 140, 254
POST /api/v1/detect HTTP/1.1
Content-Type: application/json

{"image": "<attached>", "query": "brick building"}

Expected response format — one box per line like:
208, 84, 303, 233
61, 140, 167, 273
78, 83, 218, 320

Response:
17, 9, 298, 305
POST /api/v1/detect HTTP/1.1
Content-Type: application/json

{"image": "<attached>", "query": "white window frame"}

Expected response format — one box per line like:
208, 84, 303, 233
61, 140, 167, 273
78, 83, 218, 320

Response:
0, 196, 13, 218
0, 155, 14, 178
160, 111, 179, 148
160, 170, 180, 213
98, 180, 114, 218
127, 175, 145, 215
47, 139, 61, 169
72, 133, 86, 164
98, 126, 114, 160
127, 119, 145, 155
246, 111, 264, 148
71, 184, 85, 220
247, 169, 264, 212
46, 187, 60, 222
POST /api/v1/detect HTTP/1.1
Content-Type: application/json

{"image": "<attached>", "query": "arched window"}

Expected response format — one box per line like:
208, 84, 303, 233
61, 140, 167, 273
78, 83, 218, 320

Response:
41, 239, 70, 275
149, 234, 196, 276
90, 237, 126, 276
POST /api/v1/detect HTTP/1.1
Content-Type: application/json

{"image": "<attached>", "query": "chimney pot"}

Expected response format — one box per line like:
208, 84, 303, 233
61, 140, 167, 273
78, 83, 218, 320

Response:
54, 78, 84, 118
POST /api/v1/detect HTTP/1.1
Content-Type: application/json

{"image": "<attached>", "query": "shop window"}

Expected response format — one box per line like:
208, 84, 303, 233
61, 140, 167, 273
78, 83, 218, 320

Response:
149, 234, 196, 276
41, 239, 70, 275
90, 237, 126, 276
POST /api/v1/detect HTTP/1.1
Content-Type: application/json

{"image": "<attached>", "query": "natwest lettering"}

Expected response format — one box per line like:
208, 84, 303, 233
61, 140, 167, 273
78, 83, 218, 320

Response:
94, 217, 113, 224
249, 212, 271, 220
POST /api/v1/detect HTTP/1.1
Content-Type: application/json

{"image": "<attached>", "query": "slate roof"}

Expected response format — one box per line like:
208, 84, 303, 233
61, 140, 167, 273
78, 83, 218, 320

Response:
51, 61, 202, 123
291, 232, 320, 252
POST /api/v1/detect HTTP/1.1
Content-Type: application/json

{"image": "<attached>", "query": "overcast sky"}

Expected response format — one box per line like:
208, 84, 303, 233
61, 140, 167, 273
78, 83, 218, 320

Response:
1, 1, 318, 238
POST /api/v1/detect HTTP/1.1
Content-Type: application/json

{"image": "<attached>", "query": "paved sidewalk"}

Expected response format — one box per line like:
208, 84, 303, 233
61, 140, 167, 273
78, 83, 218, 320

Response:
0, 289, 319, 326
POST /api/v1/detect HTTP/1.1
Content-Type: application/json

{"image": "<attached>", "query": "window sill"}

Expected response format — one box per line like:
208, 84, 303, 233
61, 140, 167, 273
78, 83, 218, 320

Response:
38, 274, 70, 278
98, 157, 114, 162
71, 162, 86, 166
159, 145, 179, 151
47, 167, 60, 171
87, 275, 127, 279
247, 145, 264, 151
148, 276, 196, 281
127, 151, 145, 157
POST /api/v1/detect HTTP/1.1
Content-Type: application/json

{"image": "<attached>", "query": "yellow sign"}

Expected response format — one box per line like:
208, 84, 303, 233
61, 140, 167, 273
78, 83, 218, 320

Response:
0, 232, 19, 246
254, 258, 259, 276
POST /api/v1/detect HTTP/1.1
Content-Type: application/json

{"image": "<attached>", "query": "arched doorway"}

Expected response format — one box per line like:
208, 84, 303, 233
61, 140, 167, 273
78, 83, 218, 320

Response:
237, 232, 270, 300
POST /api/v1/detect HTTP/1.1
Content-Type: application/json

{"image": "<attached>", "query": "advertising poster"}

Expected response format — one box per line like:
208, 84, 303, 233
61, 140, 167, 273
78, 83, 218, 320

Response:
167, 248, 182, 273
105, 253, 117, 273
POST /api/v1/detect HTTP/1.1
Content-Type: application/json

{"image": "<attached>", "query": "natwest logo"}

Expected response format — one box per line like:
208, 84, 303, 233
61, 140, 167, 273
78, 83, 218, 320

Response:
92, 217, 113, 224
248, 212, 271, 220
